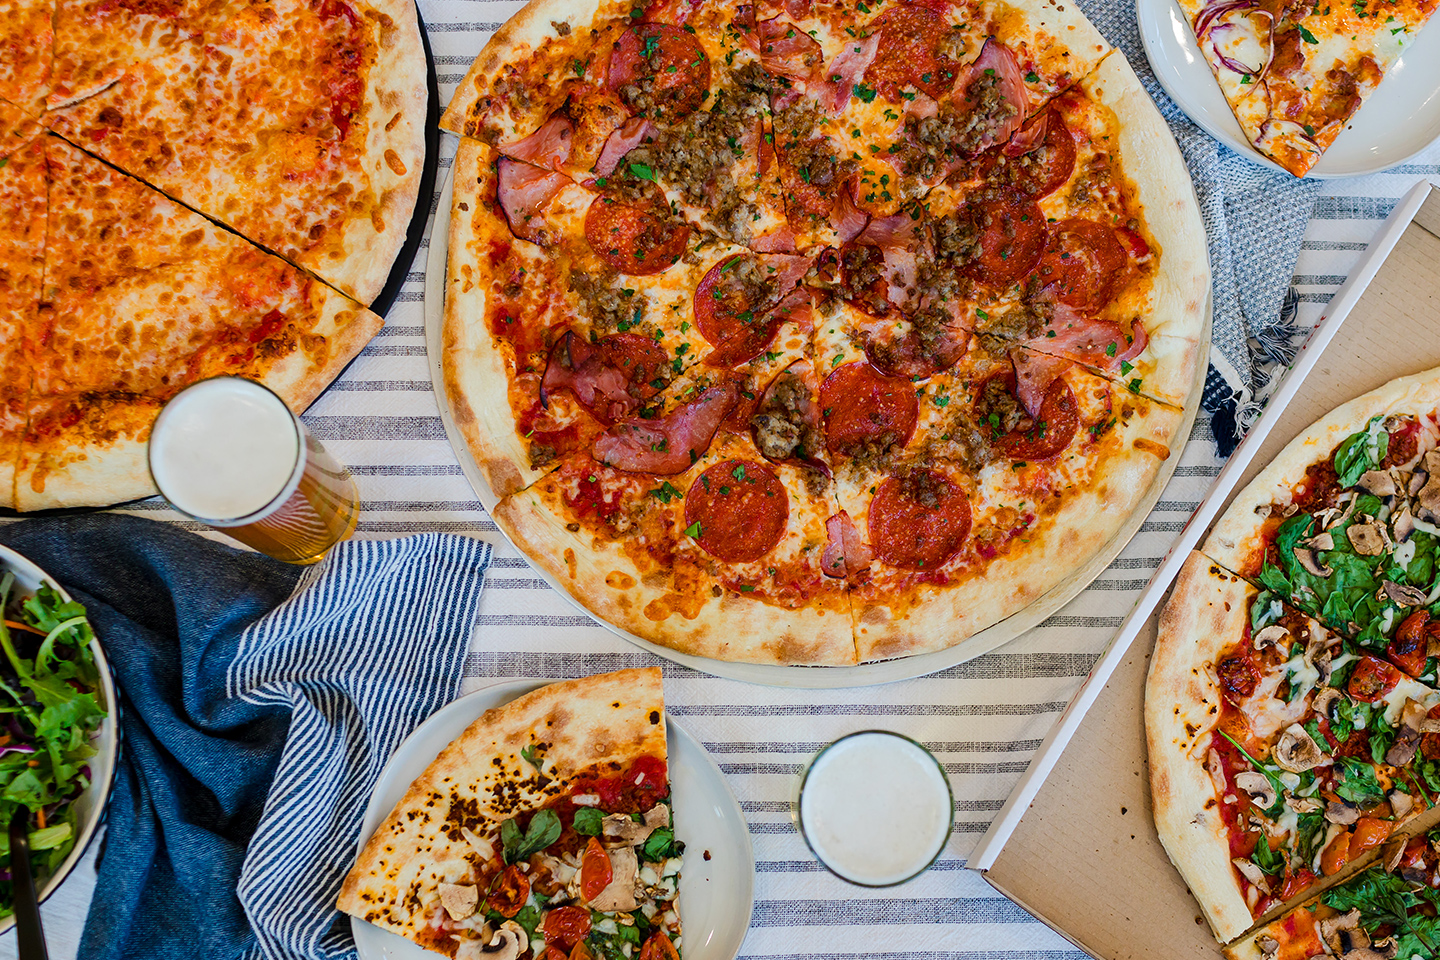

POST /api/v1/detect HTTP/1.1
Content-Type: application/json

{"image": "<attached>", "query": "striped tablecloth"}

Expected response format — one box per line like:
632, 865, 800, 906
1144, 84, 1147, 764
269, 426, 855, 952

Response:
6, 4, 1440, 958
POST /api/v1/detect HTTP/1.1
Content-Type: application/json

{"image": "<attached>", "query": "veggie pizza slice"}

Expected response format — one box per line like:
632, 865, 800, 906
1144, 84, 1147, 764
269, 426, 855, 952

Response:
339, 668, 684, 960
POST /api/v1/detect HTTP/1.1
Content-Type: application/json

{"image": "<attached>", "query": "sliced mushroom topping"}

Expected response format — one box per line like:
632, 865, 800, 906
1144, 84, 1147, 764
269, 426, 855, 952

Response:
1301, 530, 1336, 551
1347, 523, 1386, 556
587, 845, 640, 912
479, 921, 529, 959
1290, 796, 1324, 813
1419, 451, 1440, 516
1256, 936, 1279, 959
1393, 505, 1417, 543
1383, 580, 1429, 607
1358, 469, 1397, 497
1253, 624, 1290, 650
1254, 503, 1273, 520
1421, 715, 1440, 734
1234, 771, 1277, 808
1232, 857, 1273, 894
1325, 800, 1360, 825
1294, 547, 1334, 577
1311, 686, 1344, 720
643, 803, 670, 829
1348, 939, 1400, 960
1320, 909, 1367, 956
1411, 468, 1429, 497
1389, 789, 1416, 821
1326, 497, 1359, 532
603, 812, 656, 846
1274, 723, 1327, 773
439, 882, 479, 921
1385, 728, 1421, 767
1205, 748, 1229, 795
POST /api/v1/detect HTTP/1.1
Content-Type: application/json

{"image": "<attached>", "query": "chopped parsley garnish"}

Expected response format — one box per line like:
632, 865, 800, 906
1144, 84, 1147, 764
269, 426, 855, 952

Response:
684, 521, 702, 538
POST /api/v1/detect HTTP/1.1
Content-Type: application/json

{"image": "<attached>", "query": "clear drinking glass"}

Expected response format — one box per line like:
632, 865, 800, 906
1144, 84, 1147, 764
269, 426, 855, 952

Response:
794, 730, 954, 886
147, 376, 360, 565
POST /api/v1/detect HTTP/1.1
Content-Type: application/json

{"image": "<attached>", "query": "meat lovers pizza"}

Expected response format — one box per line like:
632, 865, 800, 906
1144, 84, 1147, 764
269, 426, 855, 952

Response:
1148, 366, 1440, 946
1176, 0, 1440, 177
439, 0, 1211, 665
0, 0, 427, 509
338, 667, 685, 960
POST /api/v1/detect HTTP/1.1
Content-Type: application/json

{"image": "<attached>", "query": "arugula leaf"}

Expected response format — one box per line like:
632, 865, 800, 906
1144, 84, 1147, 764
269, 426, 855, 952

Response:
512, 904, 543, 939
1251, 835, 1286, 876
573, 806, 605, 836
1295, 810, 1328, 866
520, 743, 543, 773
500, 808, 562, 863
1334, 416, 1389, 487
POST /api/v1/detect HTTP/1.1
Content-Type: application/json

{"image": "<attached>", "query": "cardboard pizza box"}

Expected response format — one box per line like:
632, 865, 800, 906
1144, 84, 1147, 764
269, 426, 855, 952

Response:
967, 178, 1440, 960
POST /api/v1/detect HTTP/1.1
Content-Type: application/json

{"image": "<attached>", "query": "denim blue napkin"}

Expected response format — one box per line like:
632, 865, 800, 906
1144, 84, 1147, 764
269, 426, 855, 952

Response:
0, 514, 490, 960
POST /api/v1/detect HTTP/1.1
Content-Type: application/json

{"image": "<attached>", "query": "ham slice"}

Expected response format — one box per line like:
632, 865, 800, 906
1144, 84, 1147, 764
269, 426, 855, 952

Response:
743, 15, 825, 81
593, 382, 740, 474
830, 179, 869, 244
1004, 109, 1048, 157
817, 33, 880, 114
540, 332, 639, 424
752, 223, 799, 253
957, 39, 1028, 155
594, 117, 655, 176
1010, 346, 1073, 418
1033, 305, 1149, 374
501, 115, 575, 171
822, 510, 873, 578
496, 157, 569, 245
855, 212, 920, 307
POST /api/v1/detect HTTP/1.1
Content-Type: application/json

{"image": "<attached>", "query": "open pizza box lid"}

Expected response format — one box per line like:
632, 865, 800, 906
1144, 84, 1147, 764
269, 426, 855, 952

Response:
965, 178, 1440, 960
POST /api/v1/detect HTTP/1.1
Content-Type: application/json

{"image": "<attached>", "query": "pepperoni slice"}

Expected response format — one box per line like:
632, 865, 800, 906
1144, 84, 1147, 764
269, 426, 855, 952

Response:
865, 5, 958, 102
964, 196, 1046, 288
990, 377, 1079, 461
685, 459, 789, 563
584, 195, 691, 275
820, 362, 919, 456
994, 109, 1075, 199
1036, 219, 1127, 313
868, 469, 971, 570
608, 24, 711, 122
694, 255, 784, 366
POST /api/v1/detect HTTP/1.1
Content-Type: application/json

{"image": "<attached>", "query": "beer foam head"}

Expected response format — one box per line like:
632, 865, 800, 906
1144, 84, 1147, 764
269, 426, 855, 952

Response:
149, 377, 302, 522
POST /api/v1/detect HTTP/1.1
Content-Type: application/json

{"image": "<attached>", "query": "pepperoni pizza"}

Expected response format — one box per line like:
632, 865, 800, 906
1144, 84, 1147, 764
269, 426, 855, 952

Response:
441, 0, 1210, 665
0, 0, 427, 509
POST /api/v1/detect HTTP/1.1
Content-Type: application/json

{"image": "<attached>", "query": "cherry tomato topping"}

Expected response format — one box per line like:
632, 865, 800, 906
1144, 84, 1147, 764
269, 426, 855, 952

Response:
1321, 829, 1351, 876
1279, 867, 1317, 901
638, 932, 682, 960
1349, 818, 1391, 860
580, 837, 613, 902
544, 905, 593, 950
487, 864, 530, 918
1389, 609, 1431, 678
1347, 655, 1403, 703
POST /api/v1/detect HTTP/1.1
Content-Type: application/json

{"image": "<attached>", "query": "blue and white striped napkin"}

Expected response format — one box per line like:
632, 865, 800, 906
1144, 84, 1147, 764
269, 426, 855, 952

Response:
231, 534, 491, 960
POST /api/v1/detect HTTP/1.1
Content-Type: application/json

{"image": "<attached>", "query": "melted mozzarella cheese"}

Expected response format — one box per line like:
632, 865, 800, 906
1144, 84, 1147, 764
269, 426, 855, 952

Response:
1381, 676, 1440, 725
1237, 670, 1309, 743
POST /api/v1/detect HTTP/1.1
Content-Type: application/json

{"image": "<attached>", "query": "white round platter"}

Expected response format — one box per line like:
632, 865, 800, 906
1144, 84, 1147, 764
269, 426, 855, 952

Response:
424, 161, 1208, 687
0, 544, 120, 936
350, 679, 755, 960
1138, 0, 1440, 178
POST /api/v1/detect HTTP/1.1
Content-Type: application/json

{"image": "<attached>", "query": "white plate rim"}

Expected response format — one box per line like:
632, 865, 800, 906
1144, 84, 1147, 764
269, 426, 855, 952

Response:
424, 145, 1209, 687
349, 679, 756, 960
0, 543, 120, 934
1136, 0, 1440, 178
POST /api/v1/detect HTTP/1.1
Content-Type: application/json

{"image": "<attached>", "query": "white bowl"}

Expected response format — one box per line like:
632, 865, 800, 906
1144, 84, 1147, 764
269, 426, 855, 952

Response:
0, 543, 119, 931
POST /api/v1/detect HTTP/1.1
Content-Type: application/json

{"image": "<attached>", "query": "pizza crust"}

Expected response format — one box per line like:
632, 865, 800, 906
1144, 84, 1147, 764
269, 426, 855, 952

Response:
1145, 549, 1256, 944
493, 483, 859, 666
1204, 365, 1440, 575
337, 667, 667, 942
320, 0, 428, 305
261, 286, 387, 413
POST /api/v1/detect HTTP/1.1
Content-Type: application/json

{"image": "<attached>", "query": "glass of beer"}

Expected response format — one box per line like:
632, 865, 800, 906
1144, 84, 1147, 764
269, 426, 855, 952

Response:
795, 731, 954, 886
147, 376, 360, 565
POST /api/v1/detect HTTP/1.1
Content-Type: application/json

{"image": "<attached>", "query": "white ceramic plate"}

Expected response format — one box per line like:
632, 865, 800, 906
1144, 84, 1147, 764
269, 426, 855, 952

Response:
422, 166, 1210, 687
350, 680, 755, 960
0, 544, 119, 934
1138, 0, 1440, 177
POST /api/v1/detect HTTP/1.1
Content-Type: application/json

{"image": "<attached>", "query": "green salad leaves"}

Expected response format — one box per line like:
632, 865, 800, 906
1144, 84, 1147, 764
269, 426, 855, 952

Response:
0, 573, 107, 919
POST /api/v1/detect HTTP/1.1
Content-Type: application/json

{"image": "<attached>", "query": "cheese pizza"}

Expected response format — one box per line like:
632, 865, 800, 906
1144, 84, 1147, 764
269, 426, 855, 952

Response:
441, 0, 1210, 665
1149, 368, 1440, 945
0, 0, 426, 509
